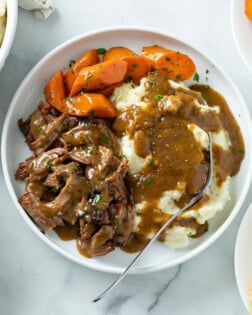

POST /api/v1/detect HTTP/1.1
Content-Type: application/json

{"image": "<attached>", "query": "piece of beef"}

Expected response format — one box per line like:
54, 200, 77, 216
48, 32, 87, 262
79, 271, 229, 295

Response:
43, 161, 81, 187
29, 115, 77, 155
19, 192, 64, 232
15, 148, 67, 181
78, 225, 114, 257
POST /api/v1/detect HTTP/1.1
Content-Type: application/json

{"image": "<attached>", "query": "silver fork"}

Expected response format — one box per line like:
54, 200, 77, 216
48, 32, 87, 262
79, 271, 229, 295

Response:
93, 132, 213, 303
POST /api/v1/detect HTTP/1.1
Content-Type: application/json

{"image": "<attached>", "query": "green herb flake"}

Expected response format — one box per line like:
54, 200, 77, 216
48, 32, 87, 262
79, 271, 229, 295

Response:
111, 218, 120, 228
120, 153, 127, 160
149, 129, 155, 136
86, 74, 94, 81
101, 135, 109, 143
148, 71, 158, 76
238, 148, 245, 154
175, 74, 181, 80
148, 80, 157, 86
69, 59, 75, 68
202, 93, 209, 102
46, 161, 53, 170
205, 69, 209, 74
147, 158, 155, 166
165, 56, 171, 61
193, 72, 200, 82
144, 178, 152, 185
95, 194, 104, 204
153, 94, 164, 101
162, 67, 168, 72
96, 48, 107, 55
132, 63, 138, 68
124, 76, 132, 83
205, 84, 210, 89
88, 109, 96, 115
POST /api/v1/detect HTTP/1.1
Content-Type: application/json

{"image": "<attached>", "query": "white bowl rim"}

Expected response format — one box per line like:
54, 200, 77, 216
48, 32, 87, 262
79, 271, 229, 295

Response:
0, 0, 18, 70
2, 25, 252, 274
230, 0, 252, 73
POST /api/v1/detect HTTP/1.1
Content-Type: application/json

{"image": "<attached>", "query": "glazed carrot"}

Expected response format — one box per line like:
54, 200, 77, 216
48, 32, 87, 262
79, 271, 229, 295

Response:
69, 60, 128, 96
155, 52, 196, 80
64, 49, 100, 92
61, 93, 117, 117
103, 46, 135, 61
123, 55, 151, 83
45, 70, 66, 111
97, 83, 121, 96
141, 45, 173, 64
245, 0, 252, 19
141, 45, 195, 80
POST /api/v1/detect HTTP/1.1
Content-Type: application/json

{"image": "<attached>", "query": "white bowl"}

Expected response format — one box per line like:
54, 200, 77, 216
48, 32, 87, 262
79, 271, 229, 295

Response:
235, 203, 252, 311
0, 0, 18, 71
231, 0, 252, 72
2, 26, 252, 274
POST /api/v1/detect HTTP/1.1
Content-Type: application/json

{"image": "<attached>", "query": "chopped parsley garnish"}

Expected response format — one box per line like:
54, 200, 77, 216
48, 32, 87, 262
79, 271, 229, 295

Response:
202, 93, 209, 101
120, 153, 127, 160
95, 194, 104, 204
69, 59, 75, 68
144, 178, 152, 185
148, 80, 157, 86
162, 115, 169, 120
148, 129, 155, 136
46, 161, 53, 170
88, 109, 96, 115
148, 71, 158, 76
153, 94, 163, 101
67, 97, 76, 104
147, 158, 155, 166
205, 84, 210, 89
132, 63, 138, 68
238, 148, 245, 154
205, 69, 209, 74
165, 56, 171, 61
111, 218, 120, 228
96, 48, 107, 55
175, 74, 181, 80
124, 76, 132, 83
193, 72, 200, 82
86, 74, 94, 81
101, 135, 109, 143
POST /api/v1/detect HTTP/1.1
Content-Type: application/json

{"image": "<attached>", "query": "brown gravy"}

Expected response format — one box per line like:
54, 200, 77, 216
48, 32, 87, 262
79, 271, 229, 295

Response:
114, 74, 244, 253
54, 75, 245, 255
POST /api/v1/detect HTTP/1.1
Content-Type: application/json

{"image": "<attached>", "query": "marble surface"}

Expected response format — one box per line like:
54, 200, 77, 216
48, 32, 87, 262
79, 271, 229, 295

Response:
0, 0, 251, 314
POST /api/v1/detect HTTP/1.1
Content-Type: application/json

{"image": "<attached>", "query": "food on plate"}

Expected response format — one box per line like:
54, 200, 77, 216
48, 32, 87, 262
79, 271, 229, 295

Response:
0, 0, 6, 46
245, 0, 252, 19
15, 45, 245, 257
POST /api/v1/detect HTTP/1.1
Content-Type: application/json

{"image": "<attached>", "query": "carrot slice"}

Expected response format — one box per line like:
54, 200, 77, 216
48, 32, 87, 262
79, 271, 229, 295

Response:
45, 70, 66, 111
69, 60, 128, 96
245, 0, 252, 19
155, 52, 196, 80
64, 49, 99, 92
61, 93, 117, 117
103, 46, 135, 61
141, 45, 174, 64
97, 83, 122, 96
141, 45, 196, 80
123, 55, 151, 83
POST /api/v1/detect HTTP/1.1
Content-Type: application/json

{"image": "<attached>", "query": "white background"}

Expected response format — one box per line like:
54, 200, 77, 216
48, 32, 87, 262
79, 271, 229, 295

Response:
0, 0, 251, 314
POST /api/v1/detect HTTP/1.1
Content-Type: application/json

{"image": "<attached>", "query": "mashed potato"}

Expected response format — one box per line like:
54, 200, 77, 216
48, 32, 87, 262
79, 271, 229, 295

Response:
111, 77, 232, 249
0, 0, 6, 47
